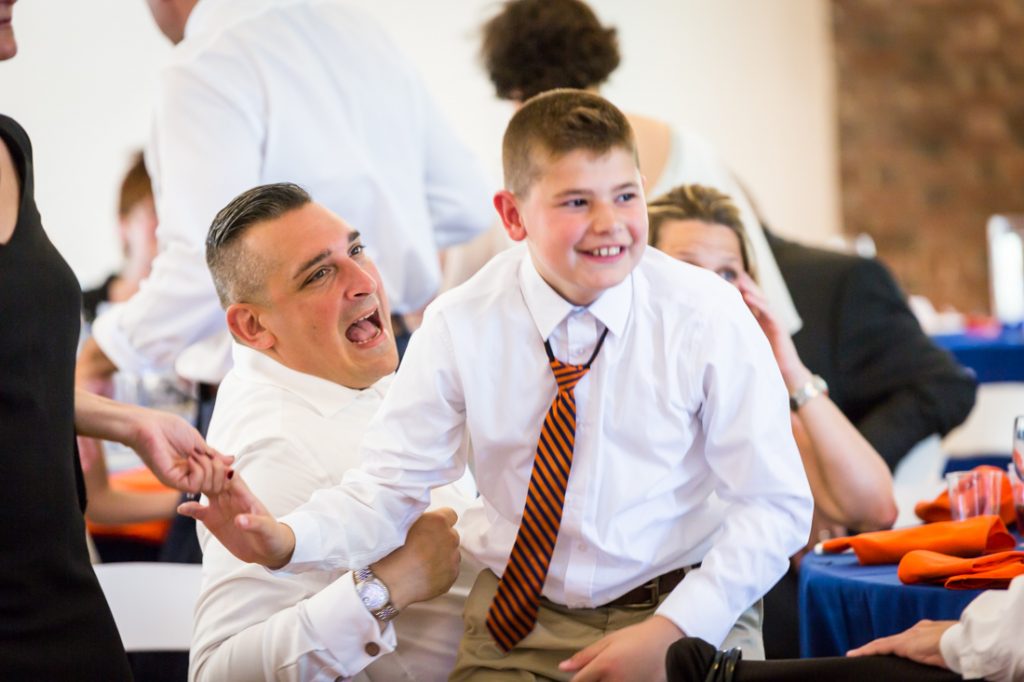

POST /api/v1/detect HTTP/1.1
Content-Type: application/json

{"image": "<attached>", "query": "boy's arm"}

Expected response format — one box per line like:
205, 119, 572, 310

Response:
654, 289, 813, 645
184, 313, 469, 572
653, 291, 812, 645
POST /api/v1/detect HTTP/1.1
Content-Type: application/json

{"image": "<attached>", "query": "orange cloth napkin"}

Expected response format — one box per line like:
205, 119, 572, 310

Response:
899, 549, 1024, 589
819, 515, 1016, 565
86, 467, 174, 545
915, 465, 1016, 527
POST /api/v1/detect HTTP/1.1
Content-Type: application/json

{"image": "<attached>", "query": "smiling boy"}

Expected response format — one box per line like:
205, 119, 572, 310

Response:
187, 90, 813, 681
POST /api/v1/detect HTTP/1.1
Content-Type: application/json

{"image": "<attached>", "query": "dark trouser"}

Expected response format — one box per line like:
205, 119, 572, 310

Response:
666, 637, 970, 682
763, 564, 800, 658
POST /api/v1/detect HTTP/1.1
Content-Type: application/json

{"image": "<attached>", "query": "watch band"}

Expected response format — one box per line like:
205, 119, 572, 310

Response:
789, 374, 828, 412
354, 567, 399, 623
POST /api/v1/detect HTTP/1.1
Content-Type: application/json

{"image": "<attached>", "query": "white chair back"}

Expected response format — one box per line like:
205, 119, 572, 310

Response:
93, 562, 202, 651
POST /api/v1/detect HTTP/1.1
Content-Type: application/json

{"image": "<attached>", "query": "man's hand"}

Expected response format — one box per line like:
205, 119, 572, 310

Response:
559, 615, 683, 682
178, 473, 296, 569
846, 619, 954, 669
371, 508, 460, 611
128, 406, 233, 494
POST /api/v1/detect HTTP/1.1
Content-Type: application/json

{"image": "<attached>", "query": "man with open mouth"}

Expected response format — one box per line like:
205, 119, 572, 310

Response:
185, 182, 473, 682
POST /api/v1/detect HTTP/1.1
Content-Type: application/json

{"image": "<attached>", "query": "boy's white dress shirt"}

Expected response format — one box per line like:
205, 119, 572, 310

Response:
192, 343, 474, 682
92, 0, 492, 382
283, 244, 813, 647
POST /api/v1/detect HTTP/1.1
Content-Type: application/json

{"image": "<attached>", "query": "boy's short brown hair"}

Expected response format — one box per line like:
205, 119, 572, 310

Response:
503, 89, 636, 197
480, 0, 620, 102
648, 184, 755, 278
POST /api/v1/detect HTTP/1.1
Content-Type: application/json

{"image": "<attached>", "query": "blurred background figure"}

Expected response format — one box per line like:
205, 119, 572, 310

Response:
78, 152, 192, 564
650, 182, 976, 658
81, 152, 159, 323
649, 183, 898, 540
1, 4, 225, 678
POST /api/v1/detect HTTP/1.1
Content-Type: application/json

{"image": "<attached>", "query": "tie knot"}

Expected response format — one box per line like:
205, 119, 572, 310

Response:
550, 360, 589, 392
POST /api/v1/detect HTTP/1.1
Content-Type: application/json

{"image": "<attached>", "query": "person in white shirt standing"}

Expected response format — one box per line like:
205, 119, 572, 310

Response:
184, 90, 813, 681
190, 182, 468, 681
77, 0, 492, 394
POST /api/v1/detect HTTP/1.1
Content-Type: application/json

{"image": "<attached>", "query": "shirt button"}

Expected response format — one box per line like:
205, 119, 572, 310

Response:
577, 542, 587, 551
365, 642, 381, 657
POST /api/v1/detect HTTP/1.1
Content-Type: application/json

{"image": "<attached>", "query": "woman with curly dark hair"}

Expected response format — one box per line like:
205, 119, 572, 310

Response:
479, 0, 800, 340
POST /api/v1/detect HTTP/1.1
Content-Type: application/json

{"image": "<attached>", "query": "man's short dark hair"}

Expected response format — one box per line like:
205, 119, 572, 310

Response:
503, 89, 636, 197
480, 0, 620, 101
206, 182, 311, 307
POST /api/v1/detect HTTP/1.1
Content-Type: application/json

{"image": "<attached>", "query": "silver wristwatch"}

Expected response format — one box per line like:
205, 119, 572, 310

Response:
789, 374, 828, 412
354, 567, 399, 623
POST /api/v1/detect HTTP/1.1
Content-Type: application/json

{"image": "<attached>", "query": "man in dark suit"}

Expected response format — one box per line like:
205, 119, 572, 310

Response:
766, 230, 977, 470
763, 229, 978, 659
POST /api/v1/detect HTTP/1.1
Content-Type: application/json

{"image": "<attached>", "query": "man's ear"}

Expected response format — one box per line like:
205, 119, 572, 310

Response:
494, 190, 527, 243
226, 303, 275, 350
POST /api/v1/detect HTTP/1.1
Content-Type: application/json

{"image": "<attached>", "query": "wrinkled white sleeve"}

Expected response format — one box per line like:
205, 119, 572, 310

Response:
192, 438, 395, 682
92, 59, 263, 373
417, 87, 494, 250
282, 311, 469, 572
655, 286, 813, 646
939, 575, 1024, 682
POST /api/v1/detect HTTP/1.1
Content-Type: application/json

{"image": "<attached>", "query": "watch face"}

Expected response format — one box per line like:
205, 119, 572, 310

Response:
358, 579, 389, 611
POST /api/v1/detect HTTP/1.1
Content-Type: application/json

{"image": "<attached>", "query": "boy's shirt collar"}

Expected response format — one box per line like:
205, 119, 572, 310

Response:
518, 250, 631, 342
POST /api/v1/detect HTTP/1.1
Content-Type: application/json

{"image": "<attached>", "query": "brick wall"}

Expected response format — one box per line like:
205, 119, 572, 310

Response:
833, 0, 1024, 313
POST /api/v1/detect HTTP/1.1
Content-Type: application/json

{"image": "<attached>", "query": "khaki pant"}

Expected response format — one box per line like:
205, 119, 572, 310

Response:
449, 570, 764, 681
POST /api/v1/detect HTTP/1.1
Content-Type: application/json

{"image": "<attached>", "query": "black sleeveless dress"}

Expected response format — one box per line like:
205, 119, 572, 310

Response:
0, 115, 132, 679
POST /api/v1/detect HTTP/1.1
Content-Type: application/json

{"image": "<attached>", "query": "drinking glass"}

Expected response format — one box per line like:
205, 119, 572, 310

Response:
946, 469, 1002, 521
1008, 464, 1024, 533
1014, 415, 1024, 479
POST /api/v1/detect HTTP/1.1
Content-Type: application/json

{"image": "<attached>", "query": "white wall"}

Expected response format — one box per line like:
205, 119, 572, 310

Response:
0, 0, 839, 288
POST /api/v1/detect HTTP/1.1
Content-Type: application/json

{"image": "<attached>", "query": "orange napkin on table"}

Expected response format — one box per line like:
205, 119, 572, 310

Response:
898, 549, 1024, 589
819, 515, 1015, 565
86, 467, 174, 545
914, 465, 1016, 527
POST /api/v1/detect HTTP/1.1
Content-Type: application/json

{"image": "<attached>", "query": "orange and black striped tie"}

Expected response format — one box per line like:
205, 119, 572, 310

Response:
486, 328, 609, 652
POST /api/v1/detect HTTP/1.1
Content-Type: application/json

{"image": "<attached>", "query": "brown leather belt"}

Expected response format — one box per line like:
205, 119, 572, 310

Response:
602, 564, 700, 609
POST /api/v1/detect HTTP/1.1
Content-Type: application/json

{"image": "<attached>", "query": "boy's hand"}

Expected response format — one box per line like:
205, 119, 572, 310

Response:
178, 473, 296, 570
371, 508, 461, 611
559, 615, 682, 682
846, 619, 953, 669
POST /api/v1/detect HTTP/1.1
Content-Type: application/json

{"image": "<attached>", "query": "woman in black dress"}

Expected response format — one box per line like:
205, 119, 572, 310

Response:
1, 8, 229, 677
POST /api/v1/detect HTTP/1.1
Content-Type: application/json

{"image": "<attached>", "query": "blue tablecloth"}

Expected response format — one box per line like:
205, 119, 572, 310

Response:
798, 552, 984, 658
932, 328, 1024, 383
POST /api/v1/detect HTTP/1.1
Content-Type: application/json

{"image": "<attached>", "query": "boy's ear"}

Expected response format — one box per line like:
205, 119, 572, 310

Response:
494, 190, 528, 242
226, 303, 276, 351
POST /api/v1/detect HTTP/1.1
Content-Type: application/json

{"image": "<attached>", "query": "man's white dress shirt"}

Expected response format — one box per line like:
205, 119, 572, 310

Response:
282, 245, 813, 647
92, 0, 492, 382
940, 574, 1024, 682
192, 343, 474, 682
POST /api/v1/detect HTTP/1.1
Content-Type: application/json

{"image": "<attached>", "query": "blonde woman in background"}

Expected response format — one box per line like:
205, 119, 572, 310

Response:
648, 184, 898, 539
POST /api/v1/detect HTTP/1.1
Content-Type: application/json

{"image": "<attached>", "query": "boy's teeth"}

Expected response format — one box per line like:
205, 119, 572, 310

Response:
591, 246, 621, 257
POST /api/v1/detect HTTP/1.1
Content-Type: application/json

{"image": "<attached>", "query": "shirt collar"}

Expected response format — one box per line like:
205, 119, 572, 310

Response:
229, 342, 391, 418
517, 250, 632, 341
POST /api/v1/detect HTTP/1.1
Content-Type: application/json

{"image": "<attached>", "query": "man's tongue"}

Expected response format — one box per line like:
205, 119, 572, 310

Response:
345, 318, 378, 343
